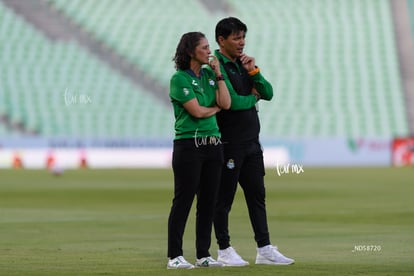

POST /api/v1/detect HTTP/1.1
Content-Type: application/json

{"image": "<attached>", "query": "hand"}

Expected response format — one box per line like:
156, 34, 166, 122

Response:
215, 105, 222, 113
208, 55, 221, 75
251, 87, 261, 100
240, 53, 255, 72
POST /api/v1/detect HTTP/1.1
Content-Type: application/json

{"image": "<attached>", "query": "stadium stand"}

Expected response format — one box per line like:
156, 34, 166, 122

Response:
225, 0, 407, 137
48, 0, 224, 87
0, 0, 410, 139
409, 0, 414, 36
390, 0, 414, 136
0, 1, 174, 139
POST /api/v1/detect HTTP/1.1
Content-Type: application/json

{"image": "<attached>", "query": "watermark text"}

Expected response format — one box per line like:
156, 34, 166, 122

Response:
352, 245, 382, 253
276, 160, 304, 176
64, 88, 92, 106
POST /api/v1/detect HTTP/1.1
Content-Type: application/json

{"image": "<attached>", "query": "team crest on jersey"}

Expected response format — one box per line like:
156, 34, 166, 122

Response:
183, 88, 189, 96
209, 79, 215, 86
191, 80, 203, 92
226, 159, 235, 169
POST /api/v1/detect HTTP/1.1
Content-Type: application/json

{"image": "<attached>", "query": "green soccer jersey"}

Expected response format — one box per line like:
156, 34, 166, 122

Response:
214, 50, 273, 110
169, 67, 220, 140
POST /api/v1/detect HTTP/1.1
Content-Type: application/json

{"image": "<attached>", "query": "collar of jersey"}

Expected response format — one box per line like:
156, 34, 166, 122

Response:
215, 49, 242, 69
185, 68, 204, 79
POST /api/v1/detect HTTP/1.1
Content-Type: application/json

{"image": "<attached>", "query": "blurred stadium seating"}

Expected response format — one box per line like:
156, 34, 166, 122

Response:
410, 0, 414, 36
0, 1, 173, 139
0, 0, 411, 140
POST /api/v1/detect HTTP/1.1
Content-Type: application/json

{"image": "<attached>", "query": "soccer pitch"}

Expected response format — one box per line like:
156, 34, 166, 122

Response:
1, 167, 413, 275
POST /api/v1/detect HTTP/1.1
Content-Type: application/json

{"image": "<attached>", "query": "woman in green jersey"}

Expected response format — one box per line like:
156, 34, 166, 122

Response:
167, 32, 230, 269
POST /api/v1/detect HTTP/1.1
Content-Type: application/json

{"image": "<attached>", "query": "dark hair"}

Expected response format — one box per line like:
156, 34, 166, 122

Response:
215, 17, 247, 43
173, 32, 206, 70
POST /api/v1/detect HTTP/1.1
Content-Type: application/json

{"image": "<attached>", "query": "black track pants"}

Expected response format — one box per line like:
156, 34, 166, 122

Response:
214, 140, 270, 249
168, 139, 223, 259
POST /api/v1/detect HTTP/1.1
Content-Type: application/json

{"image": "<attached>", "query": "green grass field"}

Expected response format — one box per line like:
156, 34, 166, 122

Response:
1, 167, 413, 275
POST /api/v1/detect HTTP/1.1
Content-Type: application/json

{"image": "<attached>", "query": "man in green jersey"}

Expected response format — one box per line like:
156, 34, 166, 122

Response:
213, 17, 295, 266
167, 32, 230, 269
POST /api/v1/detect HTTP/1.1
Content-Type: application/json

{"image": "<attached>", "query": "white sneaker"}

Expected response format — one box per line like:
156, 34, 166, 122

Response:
255, 245, 295, 265
217, 247, 249, 266
167, 256, 195, 269
195, 256, 224, 268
